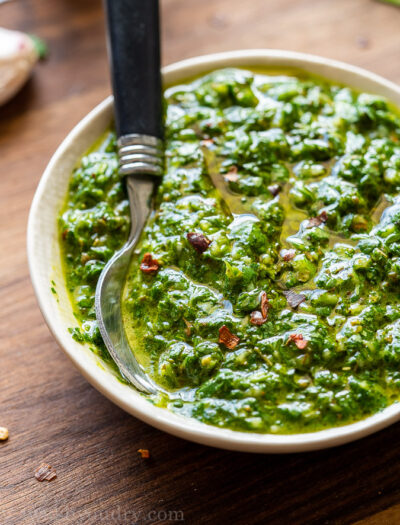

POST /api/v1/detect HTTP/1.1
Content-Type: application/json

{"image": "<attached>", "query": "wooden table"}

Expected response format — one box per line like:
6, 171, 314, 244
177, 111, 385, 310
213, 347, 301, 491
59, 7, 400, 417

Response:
1, 1, 400, 523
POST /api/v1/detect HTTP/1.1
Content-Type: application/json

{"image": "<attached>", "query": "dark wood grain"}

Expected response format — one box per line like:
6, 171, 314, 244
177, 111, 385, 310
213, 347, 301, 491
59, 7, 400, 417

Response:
1, 0, 400, 523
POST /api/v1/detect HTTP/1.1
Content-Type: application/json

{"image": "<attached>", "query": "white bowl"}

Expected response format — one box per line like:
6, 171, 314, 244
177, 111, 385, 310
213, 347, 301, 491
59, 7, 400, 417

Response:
28, 50, 400, 453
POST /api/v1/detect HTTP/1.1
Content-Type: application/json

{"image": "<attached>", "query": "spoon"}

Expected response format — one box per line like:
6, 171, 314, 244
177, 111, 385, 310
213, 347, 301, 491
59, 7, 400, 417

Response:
95, 0, 163, 394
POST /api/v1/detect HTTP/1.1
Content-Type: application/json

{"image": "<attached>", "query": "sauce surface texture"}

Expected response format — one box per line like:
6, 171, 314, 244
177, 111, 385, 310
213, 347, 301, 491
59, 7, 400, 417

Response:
60, 68, 400, 434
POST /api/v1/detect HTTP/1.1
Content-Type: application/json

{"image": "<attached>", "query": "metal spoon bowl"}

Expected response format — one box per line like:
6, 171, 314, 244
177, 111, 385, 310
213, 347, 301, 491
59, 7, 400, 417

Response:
95, 139, 162, 394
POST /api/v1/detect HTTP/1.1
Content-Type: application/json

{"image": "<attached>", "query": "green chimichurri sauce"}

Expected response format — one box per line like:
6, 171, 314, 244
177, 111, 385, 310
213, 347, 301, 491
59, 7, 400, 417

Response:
59, 68, 400, 434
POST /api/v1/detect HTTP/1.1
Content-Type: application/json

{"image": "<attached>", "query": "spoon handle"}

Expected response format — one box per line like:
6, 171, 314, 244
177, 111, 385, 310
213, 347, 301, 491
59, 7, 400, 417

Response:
104, 0, 163, 176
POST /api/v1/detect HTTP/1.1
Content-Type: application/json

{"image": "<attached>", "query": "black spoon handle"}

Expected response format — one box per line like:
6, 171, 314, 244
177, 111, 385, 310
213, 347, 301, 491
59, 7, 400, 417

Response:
104, 0, 163, 140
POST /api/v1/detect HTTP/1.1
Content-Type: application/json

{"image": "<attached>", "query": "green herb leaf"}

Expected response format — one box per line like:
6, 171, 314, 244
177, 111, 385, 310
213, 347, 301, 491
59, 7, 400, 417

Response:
29, 34, 48, 60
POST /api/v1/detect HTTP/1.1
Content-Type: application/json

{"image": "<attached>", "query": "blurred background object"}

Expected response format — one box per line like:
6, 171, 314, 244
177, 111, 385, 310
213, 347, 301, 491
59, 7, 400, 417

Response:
0, 27, 39, 106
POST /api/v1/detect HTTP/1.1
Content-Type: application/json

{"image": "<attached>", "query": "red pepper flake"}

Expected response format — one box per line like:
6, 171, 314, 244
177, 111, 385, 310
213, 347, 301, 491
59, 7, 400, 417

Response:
250, 311, 267, 326
224, 171, 239, 183
35, 463, 57, 482
61, 229, 69, 240
80, 253, 90, 265
218, 325, 240, 349
250, 292, 270, 326
225, 173, 239, 183
224, 166, 239, 183
319, 210, 328, 222
137, 449, 150, 459
352, 215, 368, 232
287, 333, 308, 350
187, 232, 211, 254
306, 210, 328, 228
307, 217, 322, 228
283, 290, 306, 309
281, 249, 296, 262
268, 184, 281, 197
260, 291, 270, 319
183, 318, 192, 337
140, 253, 160, 274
